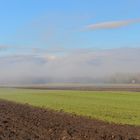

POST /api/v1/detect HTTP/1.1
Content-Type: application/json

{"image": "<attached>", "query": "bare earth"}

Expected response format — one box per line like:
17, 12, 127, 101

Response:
0, 100, 140, 140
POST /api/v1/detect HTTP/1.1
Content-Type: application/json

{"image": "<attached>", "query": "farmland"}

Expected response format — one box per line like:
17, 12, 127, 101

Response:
0, 100, 140, 140
0, 88, 140, 125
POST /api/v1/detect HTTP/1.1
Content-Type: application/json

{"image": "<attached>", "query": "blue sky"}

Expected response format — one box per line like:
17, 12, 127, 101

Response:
0, 0, 140, 55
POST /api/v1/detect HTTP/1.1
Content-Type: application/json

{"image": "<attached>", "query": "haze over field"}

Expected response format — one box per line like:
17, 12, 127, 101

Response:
0, 0, 140, 85
0, 47, 140, 84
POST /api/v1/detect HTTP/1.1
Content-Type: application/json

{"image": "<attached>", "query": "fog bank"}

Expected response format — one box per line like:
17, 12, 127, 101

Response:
0, 48, 140, 85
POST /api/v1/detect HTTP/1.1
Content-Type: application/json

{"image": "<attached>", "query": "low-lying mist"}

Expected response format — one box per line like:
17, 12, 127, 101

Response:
0, 47, 140, 85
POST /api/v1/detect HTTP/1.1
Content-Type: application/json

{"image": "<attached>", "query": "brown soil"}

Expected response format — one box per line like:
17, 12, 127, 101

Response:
0, 100, 140, 140
16, 84, 140, 92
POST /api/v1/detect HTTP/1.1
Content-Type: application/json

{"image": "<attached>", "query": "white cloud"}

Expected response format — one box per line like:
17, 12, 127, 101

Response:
86, 19, 140, 30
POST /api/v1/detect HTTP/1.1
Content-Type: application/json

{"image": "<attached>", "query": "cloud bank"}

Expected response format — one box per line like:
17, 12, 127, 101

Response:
86, 19, 140, 30
0, 45, 9, 51
0, 47, 140, 85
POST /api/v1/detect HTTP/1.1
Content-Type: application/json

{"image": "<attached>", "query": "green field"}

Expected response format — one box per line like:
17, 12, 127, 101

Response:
0, 88, 140, 125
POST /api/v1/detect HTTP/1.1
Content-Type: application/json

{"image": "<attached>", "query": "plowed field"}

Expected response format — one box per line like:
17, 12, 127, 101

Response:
0, 100, 140, 140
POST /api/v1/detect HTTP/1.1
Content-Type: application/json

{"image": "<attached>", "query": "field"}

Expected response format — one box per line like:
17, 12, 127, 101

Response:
0, 88, 140, 125
0, 100, 140, 140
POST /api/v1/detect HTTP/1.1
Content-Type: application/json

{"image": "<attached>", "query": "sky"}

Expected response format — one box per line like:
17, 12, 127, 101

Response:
0, 0, 140, 84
